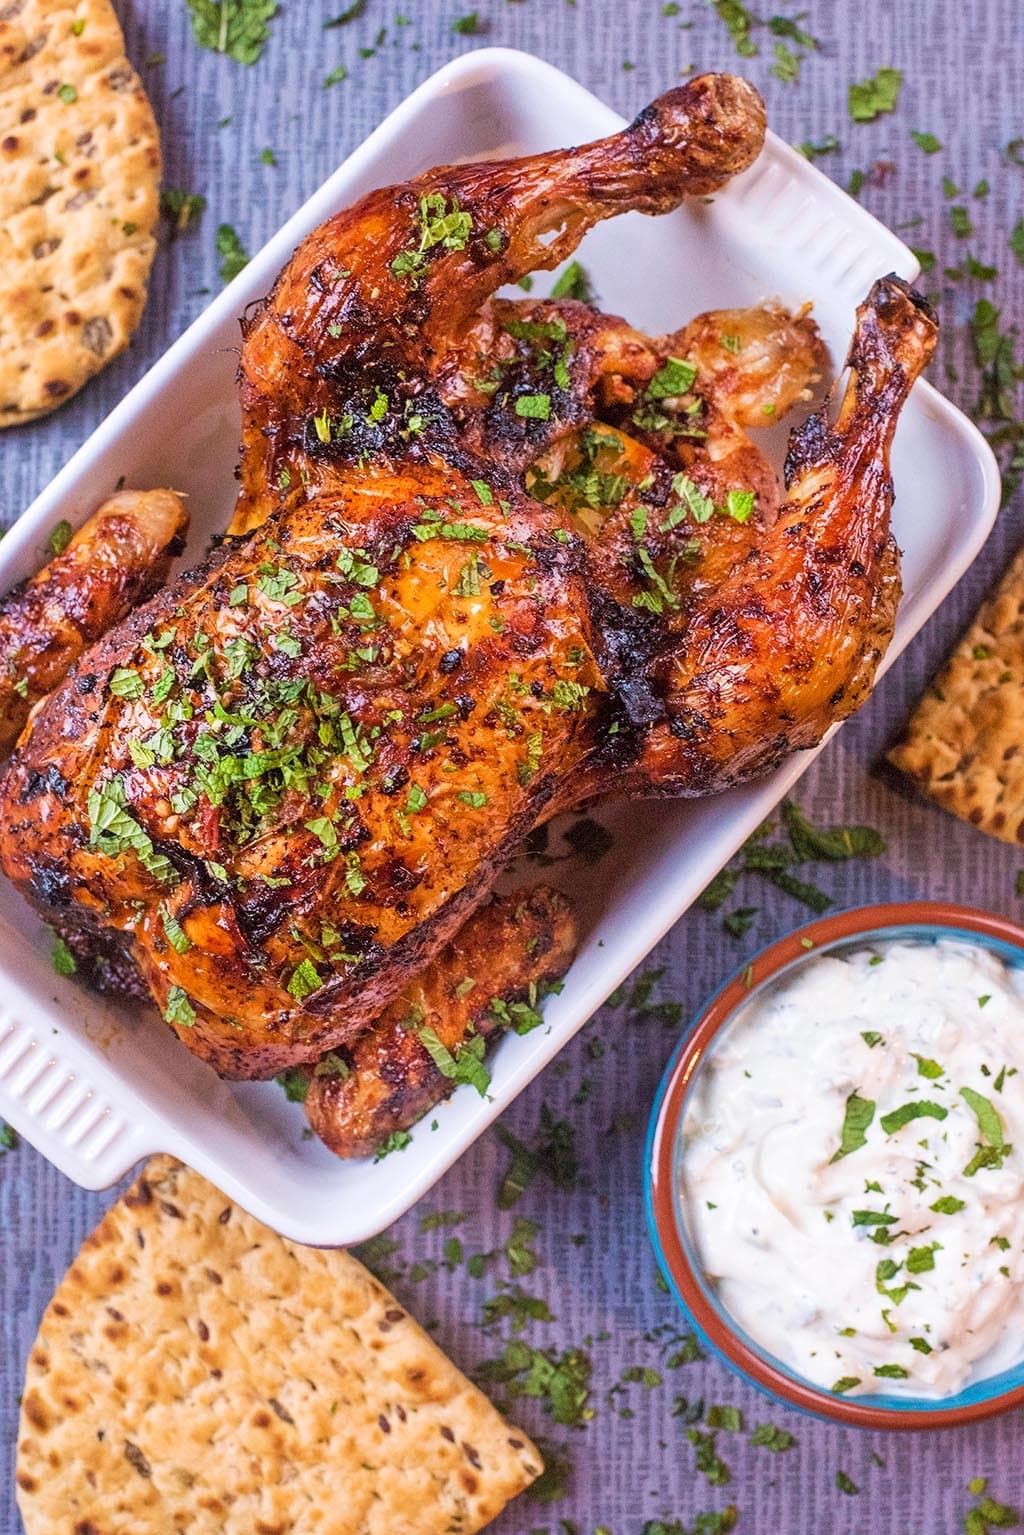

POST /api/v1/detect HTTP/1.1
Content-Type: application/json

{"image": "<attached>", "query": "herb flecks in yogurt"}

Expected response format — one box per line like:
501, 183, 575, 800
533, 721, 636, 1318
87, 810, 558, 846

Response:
682, 938, 1024, 1398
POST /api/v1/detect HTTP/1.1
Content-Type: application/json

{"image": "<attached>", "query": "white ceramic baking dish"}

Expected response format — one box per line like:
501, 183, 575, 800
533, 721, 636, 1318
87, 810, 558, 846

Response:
0, 49, 999, 1245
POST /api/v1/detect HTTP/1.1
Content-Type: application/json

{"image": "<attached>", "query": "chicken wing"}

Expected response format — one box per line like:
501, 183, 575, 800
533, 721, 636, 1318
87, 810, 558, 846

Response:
0, 489, 187, 755
565, 274, 937, 804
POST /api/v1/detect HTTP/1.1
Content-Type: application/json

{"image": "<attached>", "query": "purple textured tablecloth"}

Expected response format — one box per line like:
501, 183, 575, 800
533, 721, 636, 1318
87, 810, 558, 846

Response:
3, 1, 1024, 1530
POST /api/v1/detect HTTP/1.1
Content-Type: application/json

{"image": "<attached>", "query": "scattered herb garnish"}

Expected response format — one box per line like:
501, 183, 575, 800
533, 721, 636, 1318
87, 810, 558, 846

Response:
504, 1216, 540, 1277
160, 187, 207, 236
47, 520, 73, 556
709, 0, 758, 57
275, 1067, 309, 1103
963, 1479, 1019, 1534
961, 1085, 1012, 1175
216, 223, 250, 283
51, 933, 77, 975
481, 1284, 554, 1333
961, 1085, 1006, 1145
391, 192, 473, 284
187, 0, 278, 65
699, 802, 885, 934
164, 985, 196, 1028
476, 1339, 592, 1425
848, 67, 903, 122
373, 1129, 412, 1161
495, 1107, 578, 1207
324, 0, 365, 23
686, 1427, 731, 1486
550, 260, 595, 304
750, 1422, 796, 1451
797, 134, 840, 160
418, 1025, 491, 1096
526, 1439, 574, 1503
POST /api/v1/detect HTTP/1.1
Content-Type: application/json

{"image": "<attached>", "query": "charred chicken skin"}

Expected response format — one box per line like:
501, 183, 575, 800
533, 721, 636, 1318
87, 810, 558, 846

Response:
0, 75, 936, 1132
0, 465, 597, 1077
305, 884, 576, 1159
0, 489, 187, 756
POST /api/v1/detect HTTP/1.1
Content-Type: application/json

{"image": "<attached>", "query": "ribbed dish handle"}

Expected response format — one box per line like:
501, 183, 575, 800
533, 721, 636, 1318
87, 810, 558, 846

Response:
0, 1001, 156, 1190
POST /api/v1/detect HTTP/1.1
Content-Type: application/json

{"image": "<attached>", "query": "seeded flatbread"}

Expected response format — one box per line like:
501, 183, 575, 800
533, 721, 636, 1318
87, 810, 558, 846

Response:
887, 546, 1024, 843
0, 0, 161, 425
16, 1156, 542, 1535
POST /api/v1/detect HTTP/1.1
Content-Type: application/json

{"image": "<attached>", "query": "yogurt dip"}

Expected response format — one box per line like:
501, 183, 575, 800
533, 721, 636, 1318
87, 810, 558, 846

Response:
680, 937, 1024, 1398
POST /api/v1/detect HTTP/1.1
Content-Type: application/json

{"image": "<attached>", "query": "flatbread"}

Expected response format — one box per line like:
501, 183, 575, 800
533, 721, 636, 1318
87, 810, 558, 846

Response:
0, 0, 161, 426
887, 546, 1024, 843
16, 1156, 542, 1535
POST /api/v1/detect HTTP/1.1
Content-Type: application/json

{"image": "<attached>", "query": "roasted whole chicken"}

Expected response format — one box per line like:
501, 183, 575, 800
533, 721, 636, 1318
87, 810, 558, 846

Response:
0, 75, 938, 1154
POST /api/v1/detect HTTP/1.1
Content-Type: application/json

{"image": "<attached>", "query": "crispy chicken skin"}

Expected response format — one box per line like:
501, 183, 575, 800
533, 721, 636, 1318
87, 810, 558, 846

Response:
507, 297, 825, 608
617, 274, 937, 798
305, 885, 576, 1158
0, 465, 596, 1077
0, 489, 187, 756
229, 73, 766, 533
0, 76, 935, 1101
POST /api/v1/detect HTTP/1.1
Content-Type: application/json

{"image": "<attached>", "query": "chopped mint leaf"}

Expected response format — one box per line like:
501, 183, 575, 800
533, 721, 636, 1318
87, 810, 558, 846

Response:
324, 0, 366, 24
52, 934, 77, 976
275, 1067, 310, 1103
831, 1093, 876, 1161
48, 519, 73, 556
550, 260, 594, 304
374, 1129, 412, 1161
879, 1100, 948, 1135
750, 1422, 796, 1451
187, 0, 278, 65
216, 223, 250, 283
961, 1085, 1006, 1147
848, 67, 902, 123
797, 134, 840, 160
931, 1195, 966, 1214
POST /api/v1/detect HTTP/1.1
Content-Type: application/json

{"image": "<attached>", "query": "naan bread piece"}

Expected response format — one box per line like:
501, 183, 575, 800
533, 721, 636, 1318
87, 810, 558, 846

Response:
0, 0, 160, 425
16, 1156, 542, 1534
888, 547, 1024, 843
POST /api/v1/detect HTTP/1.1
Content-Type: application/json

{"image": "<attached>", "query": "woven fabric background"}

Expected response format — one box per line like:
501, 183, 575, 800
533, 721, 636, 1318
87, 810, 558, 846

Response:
2, 1, 1024, 1531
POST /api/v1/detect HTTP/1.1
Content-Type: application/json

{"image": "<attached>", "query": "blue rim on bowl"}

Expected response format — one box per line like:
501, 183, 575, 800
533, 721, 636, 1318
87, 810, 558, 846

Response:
644, 900, 1024, 1430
